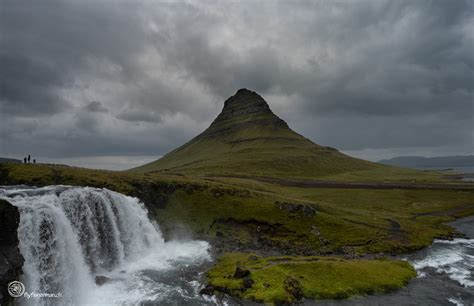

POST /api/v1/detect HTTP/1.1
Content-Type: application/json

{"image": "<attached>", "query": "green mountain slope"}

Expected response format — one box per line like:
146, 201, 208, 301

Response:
131, 89, 382, 178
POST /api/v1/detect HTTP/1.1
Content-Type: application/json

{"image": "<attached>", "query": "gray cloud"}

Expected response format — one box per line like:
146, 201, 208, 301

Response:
116, 109, 161, 123
0, 0, 472, 169
84, 101, 108, 113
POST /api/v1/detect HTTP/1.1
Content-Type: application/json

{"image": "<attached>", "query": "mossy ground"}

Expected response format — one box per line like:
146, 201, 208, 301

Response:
1, 163, 473, 302
206, 253, 416, 303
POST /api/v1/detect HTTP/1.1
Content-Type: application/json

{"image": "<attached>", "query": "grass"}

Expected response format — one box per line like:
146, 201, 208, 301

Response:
206, 253, 416, 303
1, 163, 473, 302
2, 163, 472, 256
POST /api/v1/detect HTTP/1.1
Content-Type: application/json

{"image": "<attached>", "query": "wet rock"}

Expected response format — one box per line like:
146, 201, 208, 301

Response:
95, 275, 111, 286
0, 199, 24, 306
233, 266, 250, 279
130, 182, 175, 210
199, 285, 215, 295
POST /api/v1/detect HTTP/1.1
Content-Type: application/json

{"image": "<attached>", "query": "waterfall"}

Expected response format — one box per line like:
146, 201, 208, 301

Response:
1, 186, 213, 305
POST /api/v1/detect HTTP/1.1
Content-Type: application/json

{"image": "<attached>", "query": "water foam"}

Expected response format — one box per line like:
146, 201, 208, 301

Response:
411, 238, 474, 288
1, 186, 213, 305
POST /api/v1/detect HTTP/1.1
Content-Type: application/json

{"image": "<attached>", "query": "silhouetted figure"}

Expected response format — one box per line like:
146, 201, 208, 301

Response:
28, 155, 31, 163
24, 157, 27, 163
33, 159, 36, 164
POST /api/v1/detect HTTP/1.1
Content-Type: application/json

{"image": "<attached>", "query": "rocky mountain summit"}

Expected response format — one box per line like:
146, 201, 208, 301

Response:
206, 88, 289, 134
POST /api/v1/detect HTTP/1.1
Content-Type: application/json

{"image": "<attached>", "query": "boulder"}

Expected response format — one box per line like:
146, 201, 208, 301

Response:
199, 285, 214, 295
242, 276, 254, 290
233, 266, 250, 279
95, 275, 111, 286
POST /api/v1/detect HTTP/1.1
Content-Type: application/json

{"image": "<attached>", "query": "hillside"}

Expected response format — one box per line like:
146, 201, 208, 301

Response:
132, 89, 386, 178
379, 155, 474, 168
0, 157, 21, 164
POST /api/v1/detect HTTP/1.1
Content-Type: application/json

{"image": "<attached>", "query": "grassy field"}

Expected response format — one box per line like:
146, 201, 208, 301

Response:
1, 163, 473, 302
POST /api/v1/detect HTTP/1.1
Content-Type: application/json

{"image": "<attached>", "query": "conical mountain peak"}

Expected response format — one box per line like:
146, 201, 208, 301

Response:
132, 89, 376, 178
209, 89, 288, 130
223, 88, 270, 111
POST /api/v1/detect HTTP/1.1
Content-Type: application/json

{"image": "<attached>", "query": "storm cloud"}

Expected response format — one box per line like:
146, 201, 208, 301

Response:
1, 0, 473, 169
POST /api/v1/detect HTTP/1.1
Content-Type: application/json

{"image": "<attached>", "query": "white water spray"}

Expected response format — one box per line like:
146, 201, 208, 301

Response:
1, 186, 214, 305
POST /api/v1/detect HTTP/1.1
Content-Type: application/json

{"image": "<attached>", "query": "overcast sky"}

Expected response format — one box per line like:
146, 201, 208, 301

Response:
1, 0, 473, 170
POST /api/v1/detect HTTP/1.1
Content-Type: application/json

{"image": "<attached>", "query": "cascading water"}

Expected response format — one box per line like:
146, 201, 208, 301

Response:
0, 186, 219, 305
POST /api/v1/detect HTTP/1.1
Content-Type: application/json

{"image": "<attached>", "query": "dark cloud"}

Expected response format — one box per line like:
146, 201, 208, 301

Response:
0, 0, 472, 169
84, 101, 108, 113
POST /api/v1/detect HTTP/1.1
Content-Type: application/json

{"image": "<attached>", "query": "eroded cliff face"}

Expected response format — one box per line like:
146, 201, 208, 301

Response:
0, 199, 24, 305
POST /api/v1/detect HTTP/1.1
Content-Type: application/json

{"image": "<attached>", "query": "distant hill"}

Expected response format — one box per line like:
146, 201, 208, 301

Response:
379, 155, 474, 168
131, 88, 382, 178
0, 157, 22, 164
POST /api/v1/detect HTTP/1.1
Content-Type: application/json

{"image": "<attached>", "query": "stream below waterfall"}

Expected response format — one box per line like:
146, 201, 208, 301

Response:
1, 185, 473, 305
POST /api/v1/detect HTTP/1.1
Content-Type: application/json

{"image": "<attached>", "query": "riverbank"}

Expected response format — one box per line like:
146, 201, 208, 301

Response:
309, 216, 474, 305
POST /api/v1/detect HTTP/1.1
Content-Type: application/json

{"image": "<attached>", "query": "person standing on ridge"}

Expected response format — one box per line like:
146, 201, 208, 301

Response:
24, 157, 27, 163
28, 155, 31, 163
33, 159, 36, 164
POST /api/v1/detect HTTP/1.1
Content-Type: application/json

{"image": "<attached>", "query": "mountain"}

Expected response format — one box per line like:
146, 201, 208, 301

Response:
0, 157, 21, 164
379, 155, 474, 168
132, 89, 380, 178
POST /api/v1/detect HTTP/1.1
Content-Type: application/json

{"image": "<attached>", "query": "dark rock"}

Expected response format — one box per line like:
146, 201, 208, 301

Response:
95, 275, 111, 286
215, 231, 224, 238
233, 266, 250, 279
0, 199, 24, 306
242, 276, 254, 290
199, 285, 215, 295
130, 182, 176, 211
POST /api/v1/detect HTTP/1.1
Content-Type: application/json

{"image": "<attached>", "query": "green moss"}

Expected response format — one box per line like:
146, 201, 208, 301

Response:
207, 253, 416, 303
